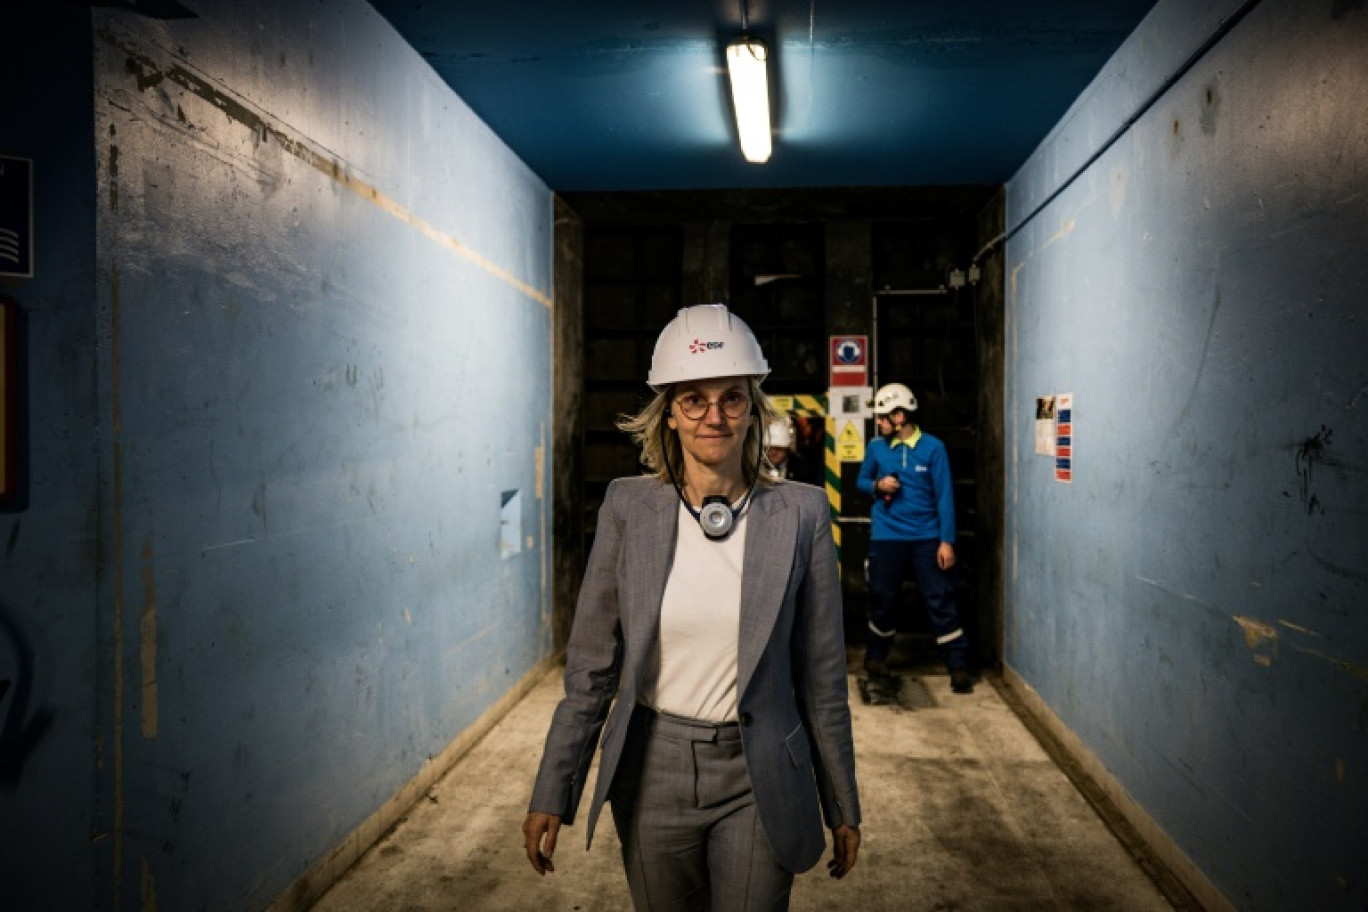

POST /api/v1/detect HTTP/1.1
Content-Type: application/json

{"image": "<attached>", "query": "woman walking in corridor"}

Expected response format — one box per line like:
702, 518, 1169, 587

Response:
522, 304, 862, 910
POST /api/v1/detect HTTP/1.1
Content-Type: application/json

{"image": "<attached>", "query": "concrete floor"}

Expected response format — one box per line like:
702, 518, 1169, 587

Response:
311, 658, 1178, 912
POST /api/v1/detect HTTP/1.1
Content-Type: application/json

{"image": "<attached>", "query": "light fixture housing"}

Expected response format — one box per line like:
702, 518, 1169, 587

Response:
726, 38, 772, 163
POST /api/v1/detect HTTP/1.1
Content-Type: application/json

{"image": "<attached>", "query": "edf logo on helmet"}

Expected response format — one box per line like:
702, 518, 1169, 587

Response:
689, 338, 725, 354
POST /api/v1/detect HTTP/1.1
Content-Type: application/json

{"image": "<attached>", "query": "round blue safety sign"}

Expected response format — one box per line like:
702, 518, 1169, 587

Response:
834, 338, 864, 364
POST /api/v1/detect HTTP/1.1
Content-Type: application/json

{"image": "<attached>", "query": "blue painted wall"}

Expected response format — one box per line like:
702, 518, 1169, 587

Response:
4, 2, 554, 909
1005, 0, 1367, 908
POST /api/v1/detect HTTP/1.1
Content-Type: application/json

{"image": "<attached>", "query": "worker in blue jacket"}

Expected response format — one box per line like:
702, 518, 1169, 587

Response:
856, 383, 973, 694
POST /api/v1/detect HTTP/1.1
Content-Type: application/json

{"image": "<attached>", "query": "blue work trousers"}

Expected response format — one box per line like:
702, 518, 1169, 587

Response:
865, 539, 969, 670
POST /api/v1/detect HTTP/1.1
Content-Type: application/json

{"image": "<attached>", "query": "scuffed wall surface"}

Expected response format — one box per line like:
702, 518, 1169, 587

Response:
0, 10, 99, 911
90, 2, 552, 909
1005, 0, 1367, 908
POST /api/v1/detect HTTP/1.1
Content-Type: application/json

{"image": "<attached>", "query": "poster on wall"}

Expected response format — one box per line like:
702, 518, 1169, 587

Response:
1055, 393, 1073, 483
1035, 395, 1056, 455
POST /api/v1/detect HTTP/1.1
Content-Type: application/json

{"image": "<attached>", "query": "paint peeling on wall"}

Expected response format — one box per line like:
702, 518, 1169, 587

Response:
1232, 616, 1368, 680
1233, 615, 1278, 667
1231, 616, 1367, 679
1041, 216, 1077, 251
96, 22, 551, 310
533, 440, 545, 501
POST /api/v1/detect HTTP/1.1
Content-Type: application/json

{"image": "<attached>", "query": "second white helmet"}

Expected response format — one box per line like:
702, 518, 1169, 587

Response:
764, 419, 794, 449
872, 383, 917, 415
647, 304, 769, 390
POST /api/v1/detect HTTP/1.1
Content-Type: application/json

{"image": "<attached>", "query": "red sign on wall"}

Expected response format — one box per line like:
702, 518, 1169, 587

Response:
829, 335, 868, 387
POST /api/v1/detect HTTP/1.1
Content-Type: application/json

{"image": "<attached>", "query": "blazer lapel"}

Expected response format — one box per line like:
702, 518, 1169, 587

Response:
736, 484, 798, 699
619, 480, 679, 690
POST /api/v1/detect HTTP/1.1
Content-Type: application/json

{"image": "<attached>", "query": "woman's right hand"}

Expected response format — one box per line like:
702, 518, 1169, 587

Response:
522, 812, 562, 875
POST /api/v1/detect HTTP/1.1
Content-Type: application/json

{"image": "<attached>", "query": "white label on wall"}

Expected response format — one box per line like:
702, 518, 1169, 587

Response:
1035, 395, 1056, 456
500, 489, 522, 557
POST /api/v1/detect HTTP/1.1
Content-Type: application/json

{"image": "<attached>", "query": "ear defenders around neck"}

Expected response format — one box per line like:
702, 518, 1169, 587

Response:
697, 494, 739, 539
658, 386, 763, 541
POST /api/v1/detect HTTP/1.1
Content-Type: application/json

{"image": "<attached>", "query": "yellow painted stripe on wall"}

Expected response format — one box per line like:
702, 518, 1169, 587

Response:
99, 23, 552, 310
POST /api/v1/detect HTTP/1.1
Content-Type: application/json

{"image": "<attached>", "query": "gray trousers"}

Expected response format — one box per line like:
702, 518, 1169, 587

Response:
609, 706, 794, 911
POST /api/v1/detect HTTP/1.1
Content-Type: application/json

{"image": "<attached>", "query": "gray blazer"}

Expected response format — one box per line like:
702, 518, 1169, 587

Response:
529, 475, 861, 873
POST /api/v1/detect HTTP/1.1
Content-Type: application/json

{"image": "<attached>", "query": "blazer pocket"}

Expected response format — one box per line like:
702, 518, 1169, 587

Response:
783, 723, 812, 769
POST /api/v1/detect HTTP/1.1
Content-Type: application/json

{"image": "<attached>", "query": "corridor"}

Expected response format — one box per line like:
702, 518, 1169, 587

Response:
311, 657, 1183, 912
8, 1, 1365, 908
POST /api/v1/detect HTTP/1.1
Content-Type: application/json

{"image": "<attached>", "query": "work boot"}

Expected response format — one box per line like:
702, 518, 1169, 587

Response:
950, 668, 973, 694
864, 656, 890, 678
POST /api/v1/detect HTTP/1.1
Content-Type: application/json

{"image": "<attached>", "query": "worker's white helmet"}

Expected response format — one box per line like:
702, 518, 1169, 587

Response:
872, 383, 917, 415
647, 304, 769, 390
764, 419, 794, 449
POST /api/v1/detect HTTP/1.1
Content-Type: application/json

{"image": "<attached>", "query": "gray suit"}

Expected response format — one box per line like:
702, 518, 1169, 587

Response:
529, 475, 861, 874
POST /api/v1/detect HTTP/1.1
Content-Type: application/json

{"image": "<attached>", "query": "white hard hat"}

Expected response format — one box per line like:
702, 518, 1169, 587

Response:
872, 383, 917, 415
647, 304, 769, 390
764, 419, 794, 449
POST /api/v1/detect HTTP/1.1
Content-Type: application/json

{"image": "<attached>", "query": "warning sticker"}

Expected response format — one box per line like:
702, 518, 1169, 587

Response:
836, 419, 865, 462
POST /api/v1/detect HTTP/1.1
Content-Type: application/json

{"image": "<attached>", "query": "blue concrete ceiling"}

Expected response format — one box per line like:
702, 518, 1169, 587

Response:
369, 1, 1157, 192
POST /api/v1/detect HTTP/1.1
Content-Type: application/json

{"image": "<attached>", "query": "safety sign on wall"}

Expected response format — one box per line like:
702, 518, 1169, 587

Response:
835, 420, 864, 462
829, 335, 867, 387
828, 385, 871, 462
1055, 393, 1073, 483
0, 156, 33, 279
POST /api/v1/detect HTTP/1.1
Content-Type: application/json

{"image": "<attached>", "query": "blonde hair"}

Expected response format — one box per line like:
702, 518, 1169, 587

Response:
617, 377, 782, 487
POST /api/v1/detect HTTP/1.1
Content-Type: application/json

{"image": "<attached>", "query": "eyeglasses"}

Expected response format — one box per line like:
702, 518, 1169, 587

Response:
674, 390, 751, 420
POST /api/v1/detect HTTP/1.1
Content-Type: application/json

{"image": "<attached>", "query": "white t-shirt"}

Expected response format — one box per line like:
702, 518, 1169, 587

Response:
640, 500, 748, 722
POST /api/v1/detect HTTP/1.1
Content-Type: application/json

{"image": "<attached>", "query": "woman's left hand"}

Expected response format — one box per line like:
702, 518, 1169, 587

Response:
827, 824, 861, 878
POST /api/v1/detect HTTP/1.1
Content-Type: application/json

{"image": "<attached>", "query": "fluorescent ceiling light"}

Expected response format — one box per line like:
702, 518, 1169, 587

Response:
726, 38, 771, 163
